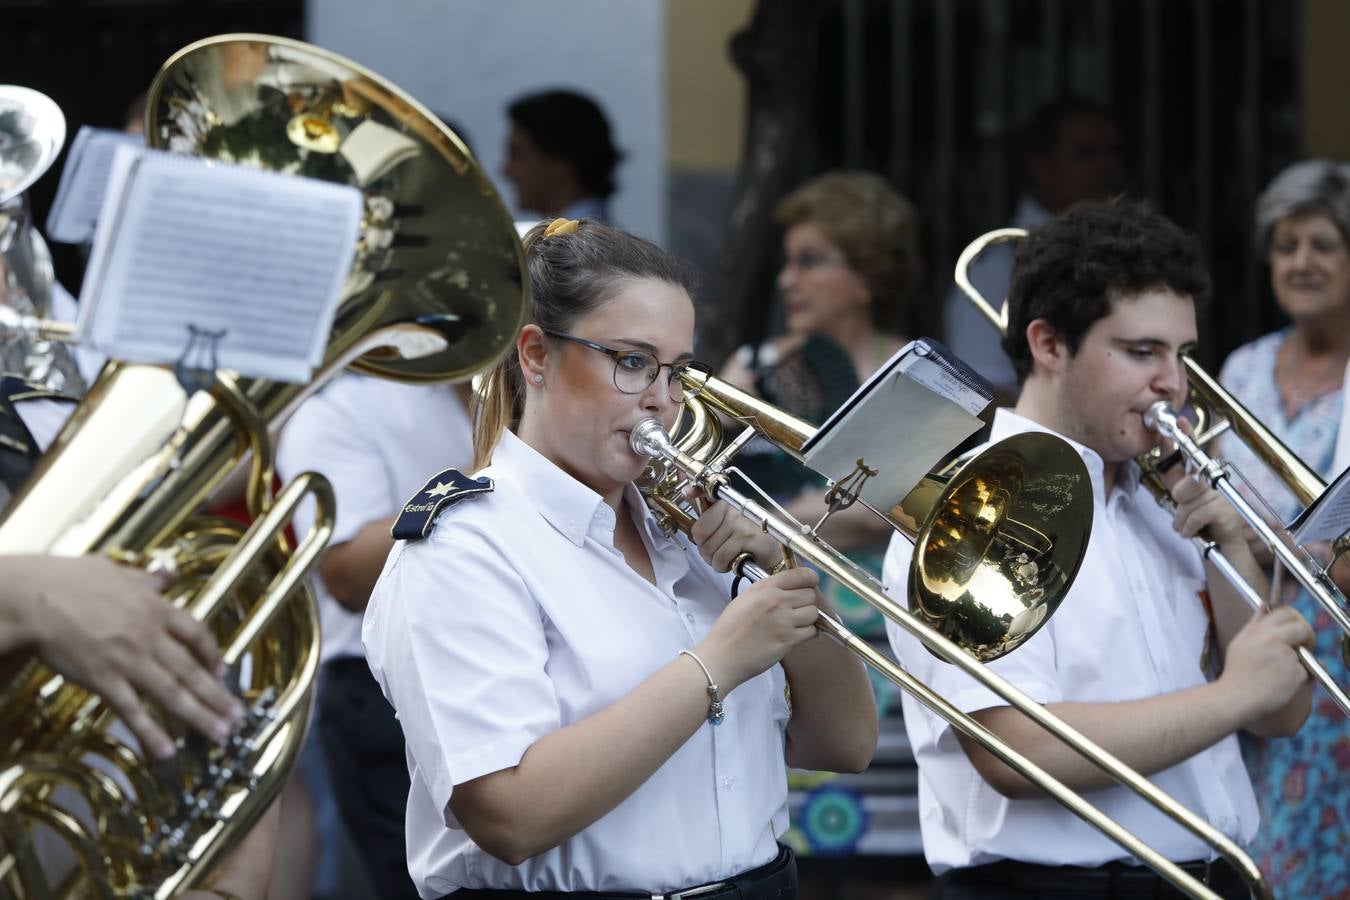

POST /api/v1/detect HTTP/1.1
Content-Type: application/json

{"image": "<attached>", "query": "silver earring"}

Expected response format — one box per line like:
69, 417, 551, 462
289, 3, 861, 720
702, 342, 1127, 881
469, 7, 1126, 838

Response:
533, 374, 544, 385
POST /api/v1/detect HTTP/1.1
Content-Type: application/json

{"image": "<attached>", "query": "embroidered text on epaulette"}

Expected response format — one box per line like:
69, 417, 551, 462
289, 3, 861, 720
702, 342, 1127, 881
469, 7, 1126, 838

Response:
391, 468, 494, 541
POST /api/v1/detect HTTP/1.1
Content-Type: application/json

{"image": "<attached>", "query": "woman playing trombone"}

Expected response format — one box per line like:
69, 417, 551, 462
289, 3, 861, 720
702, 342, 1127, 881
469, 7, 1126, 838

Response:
362, 218, 876, 898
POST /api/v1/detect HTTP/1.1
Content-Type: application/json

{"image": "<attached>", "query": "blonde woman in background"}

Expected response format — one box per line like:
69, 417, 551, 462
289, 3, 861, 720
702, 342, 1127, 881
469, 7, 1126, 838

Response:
720, 171, 929, 895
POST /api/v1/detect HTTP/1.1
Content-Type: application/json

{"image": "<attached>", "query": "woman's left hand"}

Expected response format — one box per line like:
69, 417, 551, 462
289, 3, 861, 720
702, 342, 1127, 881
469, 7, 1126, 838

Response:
689, 499, 785, 573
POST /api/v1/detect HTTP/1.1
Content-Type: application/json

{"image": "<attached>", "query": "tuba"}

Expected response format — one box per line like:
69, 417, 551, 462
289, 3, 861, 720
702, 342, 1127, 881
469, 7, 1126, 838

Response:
0, 35, 526, 898
0, 85, 87, 395
631, 367, 1272, 900
955, 228, 1350, 714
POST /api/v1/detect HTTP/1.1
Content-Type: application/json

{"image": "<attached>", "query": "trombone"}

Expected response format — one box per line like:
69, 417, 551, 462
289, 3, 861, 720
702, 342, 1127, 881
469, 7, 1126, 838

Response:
631, 369, 1271, 900
955, 228, 1350, 718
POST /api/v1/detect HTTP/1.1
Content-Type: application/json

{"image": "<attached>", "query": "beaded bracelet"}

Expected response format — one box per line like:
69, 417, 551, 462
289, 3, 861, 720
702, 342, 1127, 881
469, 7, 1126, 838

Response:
679, 649, 725, 726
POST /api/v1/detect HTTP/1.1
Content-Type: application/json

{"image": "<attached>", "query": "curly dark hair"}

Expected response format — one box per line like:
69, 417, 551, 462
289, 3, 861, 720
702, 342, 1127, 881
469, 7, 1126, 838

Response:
1002, 199, 1211, 384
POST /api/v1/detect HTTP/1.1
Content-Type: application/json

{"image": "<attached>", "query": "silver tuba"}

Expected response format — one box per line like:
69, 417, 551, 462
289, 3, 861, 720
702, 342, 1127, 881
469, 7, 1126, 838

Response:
0, 86, 87, 395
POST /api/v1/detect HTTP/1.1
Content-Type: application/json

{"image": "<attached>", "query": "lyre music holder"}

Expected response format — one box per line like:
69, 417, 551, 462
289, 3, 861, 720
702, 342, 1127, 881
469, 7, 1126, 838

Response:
173, 323, 227, 394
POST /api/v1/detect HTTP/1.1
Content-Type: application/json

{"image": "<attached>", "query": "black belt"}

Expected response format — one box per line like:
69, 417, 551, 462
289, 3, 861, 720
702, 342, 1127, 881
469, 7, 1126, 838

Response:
945, 857, 1249, 899
444, 844, 796, 900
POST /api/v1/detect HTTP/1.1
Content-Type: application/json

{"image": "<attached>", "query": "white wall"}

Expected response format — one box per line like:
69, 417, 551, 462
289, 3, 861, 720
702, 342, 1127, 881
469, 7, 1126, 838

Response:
306, 0, 666, 245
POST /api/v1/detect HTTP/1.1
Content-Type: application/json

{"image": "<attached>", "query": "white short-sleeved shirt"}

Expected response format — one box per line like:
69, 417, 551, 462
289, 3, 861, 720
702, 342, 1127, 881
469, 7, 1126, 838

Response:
276, 374, 472, 661
363, 430, 790, 897
883, 409, 1259, 873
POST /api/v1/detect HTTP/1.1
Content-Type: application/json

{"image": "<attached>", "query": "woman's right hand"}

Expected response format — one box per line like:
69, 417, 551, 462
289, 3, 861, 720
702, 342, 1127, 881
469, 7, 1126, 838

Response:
695, 566, 821, 692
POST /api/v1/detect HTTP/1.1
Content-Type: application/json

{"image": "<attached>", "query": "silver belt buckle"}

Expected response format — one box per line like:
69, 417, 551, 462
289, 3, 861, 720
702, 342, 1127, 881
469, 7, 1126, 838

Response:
657, 880, 730, 900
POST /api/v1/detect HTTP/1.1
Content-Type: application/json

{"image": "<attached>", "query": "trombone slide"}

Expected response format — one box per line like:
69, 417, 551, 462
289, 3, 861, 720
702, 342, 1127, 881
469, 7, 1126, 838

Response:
1196, 532, 1350, 717
1146, 401, 1350, 716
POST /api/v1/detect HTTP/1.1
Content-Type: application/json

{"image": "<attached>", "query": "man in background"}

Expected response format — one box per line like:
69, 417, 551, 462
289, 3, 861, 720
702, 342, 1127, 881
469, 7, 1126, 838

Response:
502, 89, 622, 223
943, 96, 1124, 399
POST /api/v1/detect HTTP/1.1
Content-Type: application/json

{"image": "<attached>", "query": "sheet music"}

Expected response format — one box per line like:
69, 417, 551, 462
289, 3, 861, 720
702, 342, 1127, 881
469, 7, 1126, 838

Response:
801, 339, 992, 510
77, 146, 362, 382
896, 340, 992, 415
46, 126, 145, 244
1292, 462, 1350, 543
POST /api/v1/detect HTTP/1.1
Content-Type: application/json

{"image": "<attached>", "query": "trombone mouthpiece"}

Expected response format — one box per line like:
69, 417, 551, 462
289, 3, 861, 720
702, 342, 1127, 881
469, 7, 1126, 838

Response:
1143, 401, 1178, 433
630, 417, 672, 459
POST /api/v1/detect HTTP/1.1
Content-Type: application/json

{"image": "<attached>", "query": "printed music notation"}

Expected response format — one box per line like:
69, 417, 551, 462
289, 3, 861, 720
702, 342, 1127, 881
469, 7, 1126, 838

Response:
77, 146, 362, 383
46, 126, 145, 245
1292, 463, 1350, 545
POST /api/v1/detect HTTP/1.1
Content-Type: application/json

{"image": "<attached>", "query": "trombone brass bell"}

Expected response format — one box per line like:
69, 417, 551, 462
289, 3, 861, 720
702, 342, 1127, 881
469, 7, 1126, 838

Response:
908, 431, 1093, 661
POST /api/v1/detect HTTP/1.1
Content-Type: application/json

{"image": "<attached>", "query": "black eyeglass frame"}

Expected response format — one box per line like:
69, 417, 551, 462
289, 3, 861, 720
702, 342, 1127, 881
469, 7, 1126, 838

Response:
541, 329, 708, 399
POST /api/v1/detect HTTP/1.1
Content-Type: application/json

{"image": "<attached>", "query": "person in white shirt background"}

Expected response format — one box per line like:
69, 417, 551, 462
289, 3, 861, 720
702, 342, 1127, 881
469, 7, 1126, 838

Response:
885, 200, 1314, 900
363, 216, 876, 898
942, 96, 1124, 402
277, 373, 474, 898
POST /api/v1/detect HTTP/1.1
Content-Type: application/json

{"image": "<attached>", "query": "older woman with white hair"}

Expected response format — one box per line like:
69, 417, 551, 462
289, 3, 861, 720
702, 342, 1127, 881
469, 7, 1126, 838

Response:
1217, 158, 1350, 898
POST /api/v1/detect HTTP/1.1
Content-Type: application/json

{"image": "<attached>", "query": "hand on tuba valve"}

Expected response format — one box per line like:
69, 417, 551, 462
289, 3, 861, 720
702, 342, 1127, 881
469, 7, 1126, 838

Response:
2, 554, 244, 761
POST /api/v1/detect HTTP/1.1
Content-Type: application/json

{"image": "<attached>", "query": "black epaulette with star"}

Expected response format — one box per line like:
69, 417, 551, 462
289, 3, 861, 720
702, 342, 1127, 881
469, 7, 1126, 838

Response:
391, 468, 495, 541
0, 375, 79, 491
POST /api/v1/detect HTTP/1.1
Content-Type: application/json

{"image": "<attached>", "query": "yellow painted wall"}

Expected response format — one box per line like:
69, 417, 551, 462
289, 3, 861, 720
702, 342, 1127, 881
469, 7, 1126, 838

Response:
1304, 0, 1350, 159
664, 0, 755, 170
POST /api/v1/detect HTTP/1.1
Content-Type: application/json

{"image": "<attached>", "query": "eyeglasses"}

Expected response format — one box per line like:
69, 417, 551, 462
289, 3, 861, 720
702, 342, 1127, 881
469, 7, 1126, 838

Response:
782, 250, 849, 272
542, 330, 708, 401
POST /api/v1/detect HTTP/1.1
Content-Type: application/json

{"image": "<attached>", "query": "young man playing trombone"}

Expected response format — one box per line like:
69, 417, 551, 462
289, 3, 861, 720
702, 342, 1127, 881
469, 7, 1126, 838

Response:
885, 200, 1314, 899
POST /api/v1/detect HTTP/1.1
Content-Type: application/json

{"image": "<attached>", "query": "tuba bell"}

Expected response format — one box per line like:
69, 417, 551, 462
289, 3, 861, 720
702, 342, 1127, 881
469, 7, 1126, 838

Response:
0, 35, 526, 898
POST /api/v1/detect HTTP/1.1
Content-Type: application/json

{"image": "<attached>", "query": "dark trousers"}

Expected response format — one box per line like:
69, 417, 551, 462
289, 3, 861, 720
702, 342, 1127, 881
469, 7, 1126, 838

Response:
934, 859, 1250, 900
444, 844, 798, 900
318, 656, 420, 900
